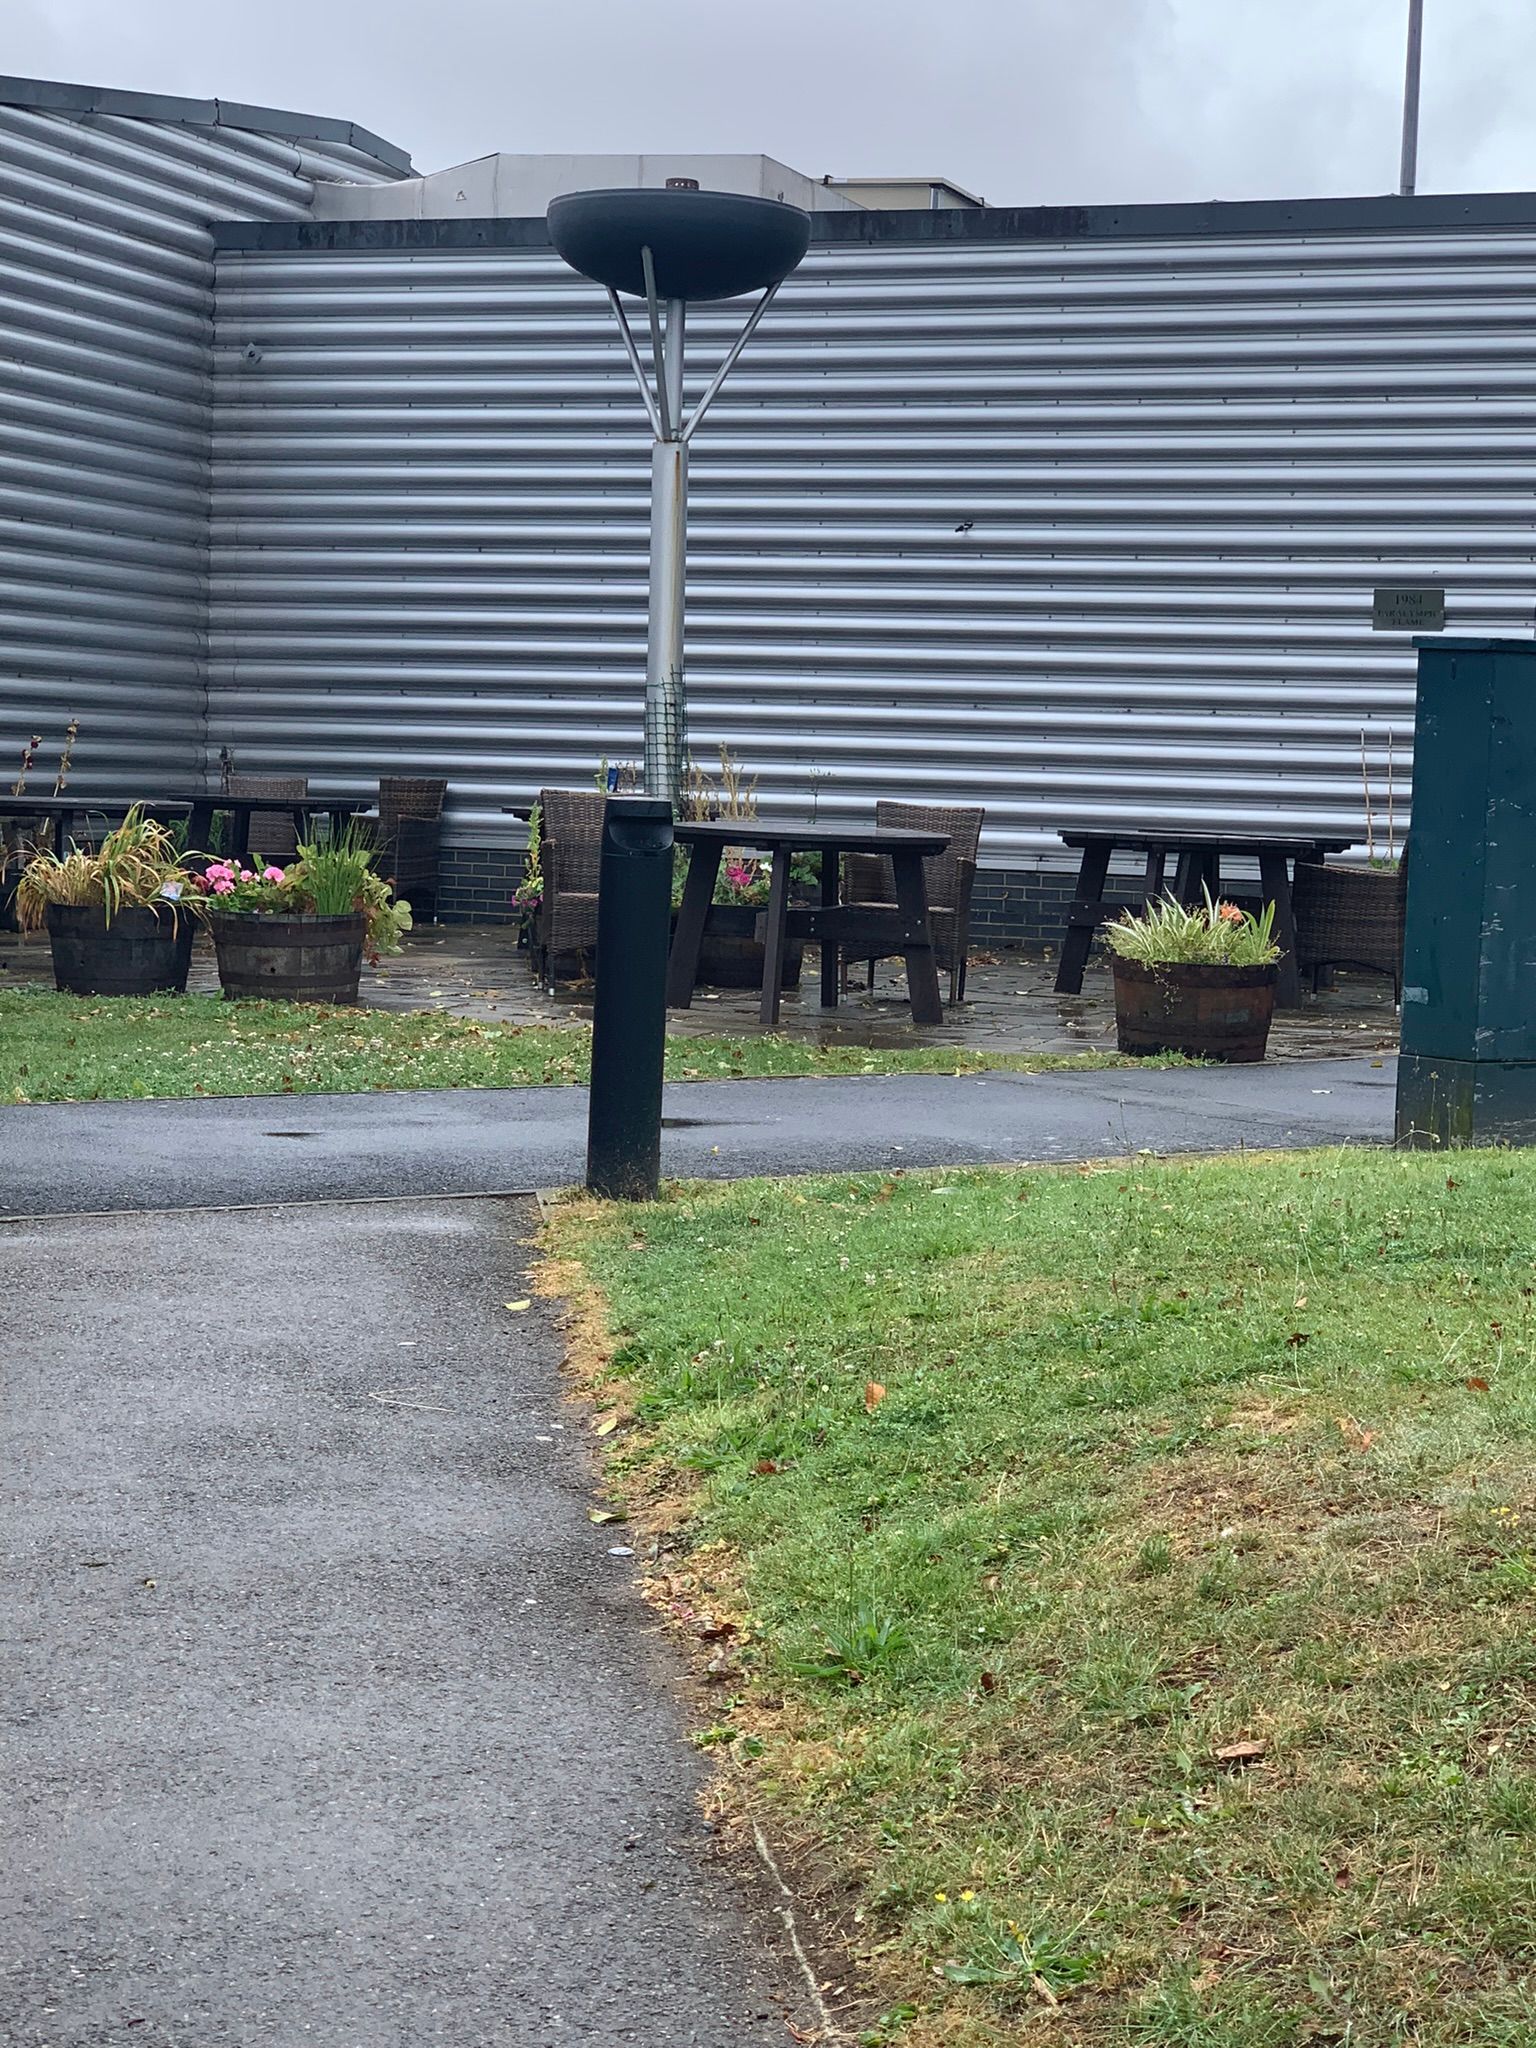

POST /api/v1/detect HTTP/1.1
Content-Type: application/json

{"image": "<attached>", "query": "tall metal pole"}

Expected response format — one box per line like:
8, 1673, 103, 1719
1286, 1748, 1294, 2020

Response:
1399, 0, 1425, 197
644, 299, 688, 801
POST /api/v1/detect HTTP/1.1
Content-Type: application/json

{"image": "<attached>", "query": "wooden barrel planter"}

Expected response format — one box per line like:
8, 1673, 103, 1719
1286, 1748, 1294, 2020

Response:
44, 901, 196, 997
683, 904, 804, 990
209, 911, 366, 1004
1112, 958, 1278, 1062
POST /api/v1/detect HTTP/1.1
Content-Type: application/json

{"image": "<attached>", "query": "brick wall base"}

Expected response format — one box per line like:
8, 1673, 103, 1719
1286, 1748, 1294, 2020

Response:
435, 847, 1148, 949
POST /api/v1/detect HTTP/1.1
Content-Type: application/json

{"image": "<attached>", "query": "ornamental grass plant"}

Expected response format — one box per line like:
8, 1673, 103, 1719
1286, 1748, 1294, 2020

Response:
1106, 890, 1280, 969
15, 806, 198, 930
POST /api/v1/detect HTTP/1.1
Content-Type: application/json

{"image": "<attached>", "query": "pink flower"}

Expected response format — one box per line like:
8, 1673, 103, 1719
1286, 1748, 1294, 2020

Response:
239, 868, 256, 883
204, 862, 232, 882
262, 865, 286, 883
211, 877, 234, 896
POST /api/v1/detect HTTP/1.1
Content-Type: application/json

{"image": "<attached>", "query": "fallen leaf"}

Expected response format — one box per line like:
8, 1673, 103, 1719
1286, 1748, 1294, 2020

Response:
503, 1299, 532, 1313
864, 1380, 887, 1414
1286, 1332, 1310, 1347
979, 1670, 997, 1693
1466, 1377, 1491, 1393
1215, 1739, 1267, 1767
754, 1458, 779, 1476
593, 1414, 621, 1437
588, 1507, 627, 1525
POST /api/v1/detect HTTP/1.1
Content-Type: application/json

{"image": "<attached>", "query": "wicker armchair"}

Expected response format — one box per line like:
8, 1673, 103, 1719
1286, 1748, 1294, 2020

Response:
228, 774, 308, 863
840, 801, 985, 1003
374, 777, 446, 919
534, 789, 605, 987
1293, 851, 1408, 1000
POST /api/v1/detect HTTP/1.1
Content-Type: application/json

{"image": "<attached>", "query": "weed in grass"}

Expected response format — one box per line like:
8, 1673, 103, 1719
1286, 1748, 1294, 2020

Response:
1485, 1774, 1536, 1837
858, 2006, 919, 2048
789, 1602, 911, 1684
937, 1913, 1098, 1995
1136, 1533, 1175, 1577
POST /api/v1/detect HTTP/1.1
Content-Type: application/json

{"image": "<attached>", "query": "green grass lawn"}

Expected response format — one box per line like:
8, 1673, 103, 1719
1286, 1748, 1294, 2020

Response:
0, 985, 1150, 1102
549, 1151, 1536, 2048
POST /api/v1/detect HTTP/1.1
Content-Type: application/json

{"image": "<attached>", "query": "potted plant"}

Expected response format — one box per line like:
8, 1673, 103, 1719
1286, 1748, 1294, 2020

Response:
512, 801, 543, 950
1107, 892, 1281, 1062
16, 803, 201, 995
670, 849, 808, 990
674, 743, 810, 988
196, 830, 411, 1004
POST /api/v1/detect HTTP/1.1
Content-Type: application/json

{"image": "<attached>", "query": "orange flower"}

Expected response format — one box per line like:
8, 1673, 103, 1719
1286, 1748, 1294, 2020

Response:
1216, 901, 1245, 924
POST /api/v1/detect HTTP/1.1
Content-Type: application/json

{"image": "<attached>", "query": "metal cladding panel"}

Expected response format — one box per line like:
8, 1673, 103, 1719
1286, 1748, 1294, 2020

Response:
209, 227, 1536, 861
0, 101, 401, 801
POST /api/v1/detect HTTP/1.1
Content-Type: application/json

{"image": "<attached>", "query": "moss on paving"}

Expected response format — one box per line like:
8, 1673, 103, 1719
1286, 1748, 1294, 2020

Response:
549, 1150, 1536, 2047
0, 985, 1155, 1102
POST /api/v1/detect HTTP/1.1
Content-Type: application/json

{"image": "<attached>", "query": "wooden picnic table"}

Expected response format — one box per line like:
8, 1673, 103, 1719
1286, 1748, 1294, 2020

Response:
668, 818, 952, 1029
1055, 828, 1353, 1009
183, 795, 374, 862
0, 793, 373, 865
0, 793, 192, 849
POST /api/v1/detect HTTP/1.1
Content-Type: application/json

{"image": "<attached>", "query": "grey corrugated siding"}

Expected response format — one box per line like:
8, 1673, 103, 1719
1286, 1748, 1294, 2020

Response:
0, 101, 401, 803
209, 226, 1536, 862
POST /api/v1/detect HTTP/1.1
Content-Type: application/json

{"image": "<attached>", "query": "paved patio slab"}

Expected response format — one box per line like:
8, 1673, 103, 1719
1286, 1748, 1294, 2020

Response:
2, 1197, 798, 2046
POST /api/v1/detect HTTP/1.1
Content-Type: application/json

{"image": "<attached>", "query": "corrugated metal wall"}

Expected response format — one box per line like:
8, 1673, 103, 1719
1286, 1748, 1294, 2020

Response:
0, 96, 402, 803
210, 223, 1536, 864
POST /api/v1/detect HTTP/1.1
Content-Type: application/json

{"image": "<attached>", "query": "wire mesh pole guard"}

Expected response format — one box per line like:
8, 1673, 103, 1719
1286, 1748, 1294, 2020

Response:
586, 796, 675, 1200
644, 298, 688, 802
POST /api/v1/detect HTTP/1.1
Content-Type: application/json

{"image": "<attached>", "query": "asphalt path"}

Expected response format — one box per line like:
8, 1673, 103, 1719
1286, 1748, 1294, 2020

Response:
0, 1057, 1395, 1216
2, 1197, 801, 2046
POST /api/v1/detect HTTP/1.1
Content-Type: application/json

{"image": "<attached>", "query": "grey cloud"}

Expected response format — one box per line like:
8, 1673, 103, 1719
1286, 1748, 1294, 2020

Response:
6, 0, 1535, 202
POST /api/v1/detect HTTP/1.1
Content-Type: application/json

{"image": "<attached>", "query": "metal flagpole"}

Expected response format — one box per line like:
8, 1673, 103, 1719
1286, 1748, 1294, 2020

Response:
1399, 0, 1425, 197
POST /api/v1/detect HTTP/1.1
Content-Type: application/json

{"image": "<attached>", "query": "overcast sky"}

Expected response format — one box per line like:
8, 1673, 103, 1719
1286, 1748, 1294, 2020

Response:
9, 0, 1536, 203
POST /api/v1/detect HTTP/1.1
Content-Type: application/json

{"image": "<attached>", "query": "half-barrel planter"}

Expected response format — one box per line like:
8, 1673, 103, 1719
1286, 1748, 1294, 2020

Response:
44, 902, 195, 997
208, 911, 366, 1004
1111, 958, 1278, 1062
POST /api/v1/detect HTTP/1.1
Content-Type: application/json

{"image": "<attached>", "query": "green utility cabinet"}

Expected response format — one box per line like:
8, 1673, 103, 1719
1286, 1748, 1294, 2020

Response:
1396, 637, 1536, 1146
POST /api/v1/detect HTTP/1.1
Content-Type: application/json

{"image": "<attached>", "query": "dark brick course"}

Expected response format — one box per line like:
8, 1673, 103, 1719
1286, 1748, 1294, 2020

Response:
435, 847, 1148, 950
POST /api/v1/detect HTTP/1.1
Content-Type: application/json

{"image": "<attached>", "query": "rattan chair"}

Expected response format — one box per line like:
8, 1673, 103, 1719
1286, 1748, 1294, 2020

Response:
228, 774, 308, 863
840, 801, 985, 1004
375, 777, 446, 919
534, 789, 605, 987
1293, 849, 1408, 1000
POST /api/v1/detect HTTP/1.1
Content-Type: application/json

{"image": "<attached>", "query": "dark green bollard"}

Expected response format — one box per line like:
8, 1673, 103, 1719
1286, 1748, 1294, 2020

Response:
586, 796, 674, 1199
1397, 636, 1536, 1147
